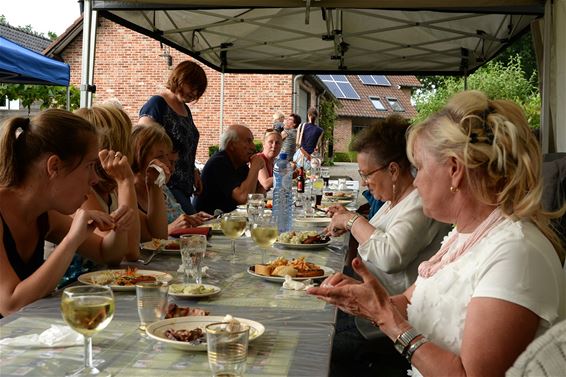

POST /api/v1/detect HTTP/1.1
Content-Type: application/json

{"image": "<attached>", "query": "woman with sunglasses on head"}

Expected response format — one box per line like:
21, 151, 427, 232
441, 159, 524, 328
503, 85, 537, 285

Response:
139, 60, 208, 215
311, 91, 565, 377
324, 114, 451, 376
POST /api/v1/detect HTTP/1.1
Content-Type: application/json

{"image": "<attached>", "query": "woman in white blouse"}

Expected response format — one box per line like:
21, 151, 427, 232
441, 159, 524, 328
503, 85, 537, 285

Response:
310, 91, 565, 377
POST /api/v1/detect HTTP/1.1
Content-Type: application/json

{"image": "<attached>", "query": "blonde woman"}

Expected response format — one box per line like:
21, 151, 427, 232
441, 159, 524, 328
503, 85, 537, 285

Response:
309, 91, 565, 377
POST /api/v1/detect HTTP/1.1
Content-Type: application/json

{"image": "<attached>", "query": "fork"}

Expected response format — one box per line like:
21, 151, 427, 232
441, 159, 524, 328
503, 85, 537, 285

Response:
138, 249, 160, 265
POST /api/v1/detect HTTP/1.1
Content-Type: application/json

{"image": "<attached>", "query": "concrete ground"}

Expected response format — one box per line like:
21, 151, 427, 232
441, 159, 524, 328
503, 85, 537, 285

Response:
328, 162, 359, 181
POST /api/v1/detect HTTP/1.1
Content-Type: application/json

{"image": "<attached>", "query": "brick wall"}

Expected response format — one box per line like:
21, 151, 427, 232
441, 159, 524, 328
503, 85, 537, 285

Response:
62, 17, 293, 163
334, 118, 353, 152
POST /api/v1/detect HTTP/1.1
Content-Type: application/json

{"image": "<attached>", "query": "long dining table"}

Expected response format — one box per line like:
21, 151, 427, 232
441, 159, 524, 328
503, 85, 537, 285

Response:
0, 222, 347, 377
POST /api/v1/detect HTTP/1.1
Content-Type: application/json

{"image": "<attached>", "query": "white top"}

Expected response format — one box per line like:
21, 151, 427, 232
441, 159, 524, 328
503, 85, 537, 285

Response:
407, 218, 566, 377
357, 189, 451, 295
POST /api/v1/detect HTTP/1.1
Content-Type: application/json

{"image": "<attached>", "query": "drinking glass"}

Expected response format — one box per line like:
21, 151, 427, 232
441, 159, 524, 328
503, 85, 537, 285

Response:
321, 167, 330, 187
206, 322, 250, 377
136, 281, 168, 331
220, 213, 247, 261
250, 214, 278, 263
61, 285, 115, 377
302, 191, 316, 218
246, 193, 265, 222
180, 234, 207, 284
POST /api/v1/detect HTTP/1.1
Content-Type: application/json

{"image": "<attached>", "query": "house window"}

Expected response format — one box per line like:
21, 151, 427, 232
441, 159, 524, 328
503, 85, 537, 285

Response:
0, 97, 20, 110
369, 96, 387, 111
318, 75, 360, 100
358, 75, 391, 86
387, 97, 404, 112
352, 124, 365, 136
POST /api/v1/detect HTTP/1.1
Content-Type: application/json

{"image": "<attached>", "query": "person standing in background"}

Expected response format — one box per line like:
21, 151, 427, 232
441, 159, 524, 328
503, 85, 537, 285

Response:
281, 113, 301, 163
139, 60, 208, 215
297, 107, 323, 163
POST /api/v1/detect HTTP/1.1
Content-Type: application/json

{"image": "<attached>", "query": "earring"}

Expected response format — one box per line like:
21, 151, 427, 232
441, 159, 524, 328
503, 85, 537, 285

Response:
450, 186, 459, 193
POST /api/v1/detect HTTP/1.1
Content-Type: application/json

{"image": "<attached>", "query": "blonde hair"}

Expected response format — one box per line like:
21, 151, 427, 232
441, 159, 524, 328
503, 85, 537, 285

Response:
407, 90, 564, 259
131, 123, 173, 174
272, 111, 285, 122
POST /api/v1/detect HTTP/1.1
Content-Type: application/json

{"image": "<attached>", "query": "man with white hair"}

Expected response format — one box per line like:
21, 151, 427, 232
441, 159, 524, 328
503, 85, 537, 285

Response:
195, 124, 265, 214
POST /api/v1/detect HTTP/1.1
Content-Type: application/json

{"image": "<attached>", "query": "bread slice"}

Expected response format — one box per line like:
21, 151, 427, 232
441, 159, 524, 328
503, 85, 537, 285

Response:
272, 265, 298, 277
254, 264, 274, 276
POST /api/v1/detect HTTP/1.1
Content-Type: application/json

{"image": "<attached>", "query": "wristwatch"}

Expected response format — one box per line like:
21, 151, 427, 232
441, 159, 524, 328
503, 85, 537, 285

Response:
393, 328, 420, 355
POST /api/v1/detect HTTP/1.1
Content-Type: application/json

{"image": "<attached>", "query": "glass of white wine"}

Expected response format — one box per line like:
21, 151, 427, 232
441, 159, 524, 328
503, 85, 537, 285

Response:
61, 285, 115, 377
250, 214, 278, 264
220, 213, 247, 261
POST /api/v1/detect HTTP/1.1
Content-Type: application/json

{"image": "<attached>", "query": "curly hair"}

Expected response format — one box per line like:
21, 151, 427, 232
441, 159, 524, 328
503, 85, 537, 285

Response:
407, 90, 564, 259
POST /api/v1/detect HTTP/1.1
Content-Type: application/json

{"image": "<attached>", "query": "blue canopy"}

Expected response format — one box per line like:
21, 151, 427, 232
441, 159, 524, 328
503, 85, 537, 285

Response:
0, 36, 70, 86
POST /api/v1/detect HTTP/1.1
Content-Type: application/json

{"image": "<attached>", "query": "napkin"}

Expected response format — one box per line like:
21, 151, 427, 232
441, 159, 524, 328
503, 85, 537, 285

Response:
169, 226, 212, 239
0, 324, 83, 348
149, 163, 166, 188
282, 275, 315, 291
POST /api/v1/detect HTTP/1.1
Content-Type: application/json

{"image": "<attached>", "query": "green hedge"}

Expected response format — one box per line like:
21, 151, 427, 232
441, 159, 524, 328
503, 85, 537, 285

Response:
208, 141, 263, 157
333, 152, 357, 162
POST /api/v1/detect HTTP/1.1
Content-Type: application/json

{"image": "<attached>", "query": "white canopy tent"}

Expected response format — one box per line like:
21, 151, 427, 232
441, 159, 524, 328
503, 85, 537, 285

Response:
83, 0, 565, 152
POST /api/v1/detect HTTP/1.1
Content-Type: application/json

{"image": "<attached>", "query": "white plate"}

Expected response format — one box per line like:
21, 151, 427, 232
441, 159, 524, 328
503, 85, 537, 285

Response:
145, 316, 265, 351
140, 240, 181, 253
77, 269, 173, 291
168, 284, 221, 298
275, 240, 331, 249
295, 217, 332, 225
247, 265, 334, 282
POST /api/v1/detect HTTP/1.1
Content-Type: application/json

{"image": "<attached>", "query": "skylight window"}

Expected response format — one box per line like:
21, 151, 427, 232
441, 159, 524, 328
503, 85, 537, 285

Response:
387, 97, 404, 112
369, 96, 387, 111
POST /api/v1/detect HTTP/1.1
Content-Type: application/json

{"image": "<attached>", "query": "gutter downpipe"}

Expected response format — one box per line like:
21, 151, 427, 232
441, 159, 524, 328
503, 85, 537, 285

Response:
292, 74, 304, 113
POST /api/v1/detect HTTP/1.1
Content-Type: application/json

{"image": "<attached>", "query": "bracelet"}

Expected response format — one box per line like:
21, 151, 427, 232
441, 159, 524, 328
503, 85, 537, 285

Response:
393, 327, 420, 355
404, 337, 429, 363
346, 214, 360, 231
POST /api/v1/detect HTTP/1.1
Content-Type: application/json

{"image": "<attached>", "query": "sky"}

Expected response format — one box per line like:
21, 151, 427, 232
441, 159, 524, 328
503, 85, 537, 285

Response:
1, 0, 82, 37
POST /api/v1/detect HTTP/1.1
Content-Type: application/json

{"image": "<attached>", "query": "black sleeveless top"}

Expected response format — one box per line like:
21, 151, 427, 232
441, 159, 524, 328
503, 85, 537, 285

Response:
2, 212, 49, 281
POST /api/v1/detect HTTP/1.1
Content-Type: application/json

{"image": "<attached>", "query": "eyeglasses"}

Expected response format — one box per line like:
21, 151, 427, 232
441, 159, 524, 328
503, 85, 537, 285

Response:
358, 164, 388, 181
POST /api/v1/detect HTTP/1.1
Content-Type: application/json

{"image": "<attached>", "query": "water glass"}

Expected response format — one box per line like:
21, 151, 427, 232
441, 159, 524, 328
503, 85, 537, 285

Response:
247, 193, 265, 222
136, 281, 168, 331
206, 322, 250, 377
180, 234, 207, 284
321, 167, 330, 187
302, 192, 316, 218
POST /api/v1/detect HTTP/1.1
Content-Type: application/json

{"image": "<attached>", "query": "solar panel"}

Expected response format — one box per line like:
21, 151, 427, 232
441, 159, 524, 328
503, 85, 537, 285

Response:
358, 75, 391, 86
318, 75, 360, 100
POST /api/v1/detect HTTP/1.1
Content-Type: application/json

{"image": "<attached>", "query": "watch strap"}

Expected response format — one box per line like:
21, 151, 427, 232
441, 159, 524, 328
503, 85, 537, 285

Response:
404, 337, 429, 363
394, 327, 419, 354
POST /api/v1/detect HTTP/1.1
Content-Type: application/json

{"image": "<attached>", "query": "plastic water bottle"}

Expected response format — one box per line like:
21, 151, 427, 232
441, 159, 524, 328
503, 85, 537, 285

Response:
273, 152, 293, 233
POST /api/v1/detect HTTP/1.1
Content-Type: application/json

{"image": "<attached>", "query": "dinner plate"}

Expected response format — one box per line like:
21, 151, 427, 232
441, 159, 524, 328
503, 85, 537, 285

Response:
294, 216, 332, 225
145, 316, 265, 351
140, 240, 181, 253
198, 222, 223, 235
77, 269, 173, 291
247, 265, 334, 282
168, 283, 221, 298
275, 240, 332, 250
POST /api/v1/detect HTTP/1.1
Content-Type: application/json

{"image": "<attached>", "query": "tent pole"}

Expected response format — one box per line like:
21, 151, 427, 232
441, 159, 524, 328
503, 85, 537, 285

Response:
87, 10, 98, 108
66, 86, 70, 111
80, 0, 92, 108
220, 70, 224, 143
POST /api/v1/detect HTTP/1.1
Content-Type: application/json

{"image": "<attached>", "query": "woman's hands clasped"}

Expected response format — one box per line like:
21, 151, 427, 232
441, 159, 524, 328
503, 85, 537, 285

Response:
307, 257, 396, 328
67, 206, 135, 243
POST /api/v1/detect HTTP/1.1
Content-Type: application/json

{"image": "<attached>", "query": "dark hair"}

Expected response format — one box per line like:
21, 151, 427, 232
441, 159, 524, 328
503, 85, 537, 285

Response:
290, 113, 302, 127
351, 114, 411, 170
166, 60, 208, 99
131, 124, 173, 174
0, 109, 97, 187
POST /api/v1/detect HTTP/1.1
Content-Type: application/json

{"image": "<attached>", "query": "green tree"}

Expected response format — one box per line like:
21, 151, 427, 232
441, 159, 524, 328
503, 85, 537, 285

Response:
318, 97, 339, 164
414, 56, 540, 129
0, 84, 81, 113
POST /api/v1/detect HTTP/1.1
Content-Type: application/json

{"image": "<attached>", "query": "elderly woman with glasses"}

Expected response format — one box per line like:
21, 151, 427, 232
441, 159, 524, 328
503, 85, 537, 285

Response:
324, 114, 451, 376
311, 91, 565, 377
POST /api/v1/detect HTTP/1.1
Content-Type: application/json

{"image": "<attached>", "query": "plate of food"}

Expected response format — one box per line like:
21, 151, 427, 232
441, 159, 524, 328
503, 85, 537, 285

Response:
78, 268, 173, 291
168, 283, 221, 298
145, 315, 265, 351
275, 231, 331, 249
198, 221, 223, 235
294, 216, 332, 225
248, 256, 334, 282
140, 239, 181, 252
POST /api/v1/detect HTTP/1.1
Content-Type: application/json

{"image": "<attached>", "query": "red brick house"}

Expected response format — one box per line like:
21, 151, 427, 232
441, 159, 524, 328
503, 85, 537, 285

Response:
44, 15, 419, 162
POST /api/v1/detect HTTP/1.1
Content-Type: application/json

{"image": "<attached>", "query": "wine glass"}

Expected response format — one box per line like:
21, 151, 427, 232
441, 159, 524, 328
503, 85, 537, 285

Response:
220, 213, 247, 261
61, 285, 115, 377
250, 214, 278, 264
